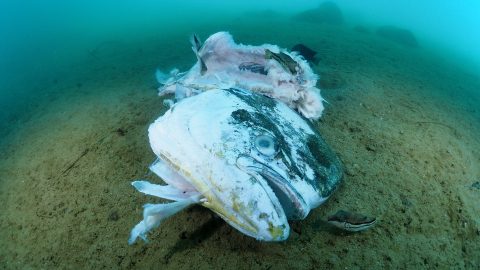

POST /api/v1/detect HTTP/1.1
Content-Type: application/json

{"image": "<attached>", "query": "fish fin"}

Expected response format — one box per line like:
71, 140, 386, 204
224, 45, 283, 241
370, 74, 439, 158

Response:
190, 34, 202, 51
131, 180, 200, 201
155, 68, 170, 85
162, 99, 174, 108
128, 200, 195, 244
150, 159, 196, 191
174, 84, 190, 101
190, 34, 207, 75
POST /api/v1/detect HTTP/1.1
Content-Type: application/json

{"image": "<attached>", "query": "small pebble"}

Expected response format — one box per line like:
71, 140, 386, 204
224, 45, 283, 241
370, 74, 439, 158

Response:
108, 211, 119, 221
116, 128, 126, 136
365, 143, 376, 152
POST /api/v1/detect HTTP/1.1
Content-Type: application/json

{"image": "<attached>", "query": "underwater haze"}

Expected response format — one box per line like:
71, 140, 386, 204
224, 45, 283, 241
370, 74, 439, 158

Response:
1, 0, 479, 269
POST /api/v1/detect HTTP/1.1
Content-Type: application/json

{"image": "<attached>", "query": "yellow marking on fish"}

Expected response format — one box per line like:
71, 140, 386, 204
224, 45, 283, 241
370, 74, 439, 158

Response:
159, 153, 260, 236
267, 222, 286, 240
215, 150, 225, 159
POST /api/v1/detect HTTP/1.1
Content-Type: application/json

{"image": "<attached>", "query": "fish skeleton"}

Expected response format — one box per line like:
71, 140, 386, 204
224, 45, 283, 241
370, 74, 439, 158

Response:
129, 88, 343, 243
155, 32, 325, 120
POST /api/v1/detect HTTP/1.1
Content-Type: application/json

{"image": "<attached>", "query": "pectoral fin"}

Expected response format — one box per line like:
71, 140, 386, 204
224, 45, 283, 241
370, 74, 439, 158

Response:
190, 34, 207, 75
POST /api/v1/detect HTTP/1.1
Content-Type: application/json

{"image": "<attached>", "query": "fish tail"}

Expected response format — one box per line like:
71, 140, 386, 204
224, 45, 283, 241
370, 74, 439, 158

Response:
190, 34, 207, 75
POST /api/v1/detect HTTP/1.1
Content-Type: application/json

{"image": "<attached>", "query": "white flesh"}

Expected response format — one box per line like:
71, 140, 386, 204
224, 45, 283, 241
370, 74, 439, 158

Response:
157, 32, 325, 120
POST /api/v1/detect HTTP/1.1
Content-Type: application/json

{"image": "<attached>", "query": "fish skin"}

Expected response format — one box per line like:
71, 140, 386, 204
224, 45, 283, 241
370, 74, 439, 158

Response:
265, 49, 299, 75
138, 88, 343, 241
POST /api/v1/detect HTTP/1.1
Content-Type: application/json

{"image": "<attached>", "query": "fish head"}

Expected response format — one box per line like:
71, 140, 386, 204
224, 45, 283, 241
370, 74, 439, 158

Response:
148, 88, 342, 241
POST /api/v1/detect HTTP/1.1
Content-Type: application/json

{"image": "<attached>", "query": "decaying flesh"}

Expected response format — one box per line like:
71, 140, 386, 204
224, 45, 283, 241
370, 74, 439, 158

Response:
155, 32, 325, 120
129, 88, 343, 244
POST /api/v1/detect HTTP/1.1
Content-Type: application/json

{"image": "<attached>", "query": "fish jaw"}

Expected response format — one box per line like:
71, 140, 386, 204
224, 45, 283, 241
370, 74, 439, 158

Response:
150, 151, 291, 242
199, 172, 291, 241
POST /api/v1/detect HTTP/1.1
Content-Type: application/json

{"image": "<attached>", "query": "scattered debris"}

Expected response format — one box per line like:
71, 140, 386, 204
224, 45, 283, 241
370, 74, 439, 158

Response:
62, 135, 108, 176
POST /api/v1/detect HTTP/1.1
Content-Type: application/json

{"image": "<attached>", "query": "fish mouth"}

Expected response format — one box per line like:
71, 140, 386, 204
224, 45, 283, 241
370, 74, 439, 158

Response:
236, 155, 309, 220
156, 154, 290, 241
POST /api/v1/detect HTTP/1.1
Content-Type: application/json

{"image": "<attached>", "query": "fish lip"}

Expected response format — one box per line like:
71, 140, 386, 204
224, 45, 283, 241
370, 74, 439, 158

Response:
206, 200, 289, 241
197, 171, 290, 242
236, 154, 309, 220
157, 153, 290, 241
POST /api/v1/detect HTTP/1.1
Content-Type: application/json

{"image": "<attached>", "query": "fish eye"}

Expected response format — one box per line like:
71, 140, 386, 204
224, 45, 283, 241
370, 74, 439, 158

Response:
255, 134, 277, 156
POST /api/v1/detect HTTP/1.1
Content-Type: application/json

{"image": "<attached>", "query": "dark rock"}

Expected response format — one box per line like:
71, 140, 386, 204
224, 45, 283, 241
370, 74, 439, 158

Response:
376, 26, 419, 47
291, 44, 317, 62
293, 1, 343, 25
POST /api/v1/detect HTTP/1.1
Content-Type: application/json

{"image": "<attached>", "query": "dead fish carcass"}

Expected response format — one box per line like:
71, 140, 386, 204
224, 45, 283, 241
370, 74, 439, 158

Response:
129, 88, 343, 243
156, 32, 325, 120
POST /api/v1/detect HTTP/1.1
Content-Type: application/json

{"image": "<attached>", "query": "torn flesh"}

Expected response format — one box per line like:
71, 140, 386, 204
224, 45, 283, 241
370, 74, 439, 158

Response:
128, 159, 202, 244
155, 32, 325, 120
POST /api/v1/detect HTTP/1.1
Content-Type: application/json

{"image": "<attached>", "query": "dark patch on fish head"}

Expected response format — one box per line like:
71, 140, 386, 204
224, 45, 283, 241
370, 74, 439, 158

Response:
228, 87, 342, 202
301, 134, 343, 198
230, 109, 294, 167
230, 107, 308, 219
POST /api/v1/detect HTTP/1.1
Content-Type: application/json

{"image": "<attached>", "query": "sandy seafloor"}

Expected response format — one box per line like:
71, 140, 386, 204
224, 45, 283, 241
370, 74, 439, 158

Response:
1, 14, 479, 269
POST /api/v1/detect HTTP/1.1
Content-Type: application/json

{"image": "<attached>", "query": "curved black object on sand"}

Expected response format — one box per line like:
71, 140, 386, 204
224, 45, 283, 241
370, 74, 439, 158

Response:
291, 44, 317, 63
